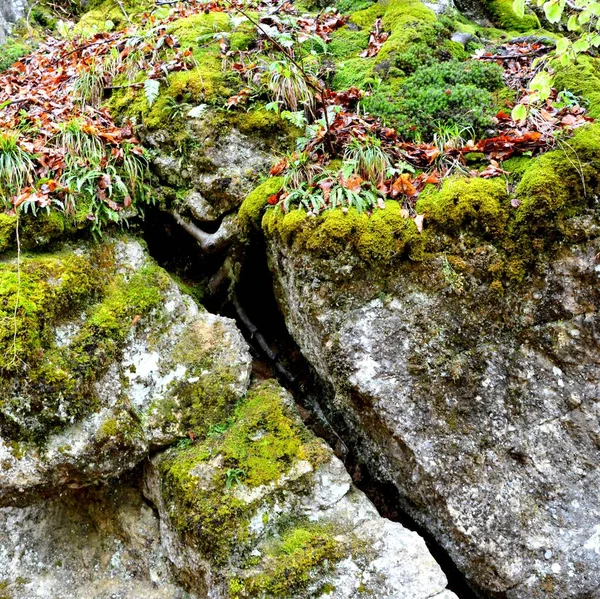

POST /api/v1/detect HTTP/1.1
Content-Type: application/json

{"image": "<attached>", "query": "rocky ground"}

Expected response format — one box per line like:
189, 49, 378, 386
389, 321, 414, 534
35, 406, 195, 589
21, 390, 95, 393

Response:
0, 0, 598, 597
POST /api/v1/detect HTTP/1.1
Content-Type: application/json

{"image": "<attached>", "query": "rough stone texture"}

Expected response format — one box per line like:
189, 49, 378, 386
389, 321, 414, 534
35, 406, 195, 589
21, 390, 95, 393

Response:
0, 238, 252, 507
144, 383, 458, 599
0, 0, 25, 44
266, 230, 600, 598
0, 477, 197, 598
144, 119, 276, 221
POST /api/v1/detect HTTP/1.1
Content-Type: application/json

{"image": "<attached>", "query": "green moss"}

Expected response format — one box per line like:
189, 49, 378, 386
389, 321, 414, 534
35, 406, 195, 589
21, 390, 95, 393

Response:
0, 38, 30, 72
513, 124, 600, 238
96, 410, 143, 444
328, 28, 370, 60
234, 109, 290, 138
502, 155, 533, 179
331, 58, 376, 90
238, 177, 284, 232
263, 199, 426, 263
168, 12, 231, 47
377, 0, 436, 62
158, 380, 328, 565
417, 177, 509, 237
485, 0, 540, 32
350, 3, 384, 29
74, 0, 154, 34
0, 241, 173, 443
231, 524, 346, 598
150, 320, 240, 438
109, 13, 231, 126
553, 56, 600, 119
0, 214, 16, 253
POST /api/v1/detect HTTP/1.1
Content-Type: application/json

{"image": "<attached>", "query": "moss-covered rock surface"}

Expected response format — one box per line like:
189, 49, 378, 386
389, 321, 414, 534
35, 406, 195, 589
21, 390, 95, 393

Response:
0, 236, 252, 507
144, 381, 455, 599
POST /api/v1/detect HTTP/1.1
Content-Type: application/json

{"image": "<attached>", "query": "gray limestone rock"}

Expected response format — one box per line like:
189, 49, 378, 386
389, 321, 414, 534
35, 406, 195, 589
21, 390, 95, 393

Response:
143, 381, 458, 599
0, 0, 26, 44
0, 238, 252, 507
0, 479, 197, 598
265, 227, 600, 598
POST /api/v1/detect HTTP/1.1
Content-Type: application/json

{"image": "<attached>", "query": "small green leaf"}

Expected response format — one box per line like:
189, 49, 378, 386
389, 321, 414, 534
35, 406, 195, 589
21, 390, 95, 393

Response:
144, 79, 160, 107
544, 0, 565, 23
513, 0, 526, 18
529, 70, 553, 101
578, 8, 591, 24
556, 36, 571, 53
572, 37, 590, 53
567, 14, 580, 30
511, 103, 528, 122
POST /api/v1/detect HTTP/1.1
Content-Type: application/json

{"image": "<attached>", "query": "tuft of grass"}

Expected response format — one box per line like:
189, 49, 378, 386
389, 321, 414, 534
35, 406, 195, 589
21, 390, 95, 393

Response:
266, 59, 315, 116
343, 135, 391, 184
0, 131, 35, 203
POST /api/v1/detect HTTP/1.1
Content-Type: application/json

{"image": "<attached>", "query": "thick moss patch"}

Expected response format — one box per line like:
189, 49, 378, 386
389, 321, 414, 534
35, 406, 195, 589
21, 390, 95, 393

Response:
238, 177, 284, 233
158, 380, 328, 565
485, 0, 540, 32
0, 241, 172, 443
108, 13, 232, 127
229, 523, 346, 598
261, 123, 600, 283
553, 56, 600, 119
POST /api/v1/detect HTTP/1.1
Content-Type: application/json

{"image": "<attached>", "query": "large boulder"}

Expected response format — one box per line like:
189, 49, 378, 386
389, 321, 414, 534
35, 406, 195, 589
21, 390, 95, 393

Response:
262, 125, 600, 597
0, 237, 251, 506
144, 380, 457, 599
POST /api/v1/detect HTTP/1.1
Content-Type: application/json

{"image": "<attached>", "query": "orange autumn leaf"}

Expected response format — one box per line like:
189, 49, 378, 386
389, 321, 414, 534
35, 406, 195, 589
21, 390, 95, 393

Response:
391, 173, 416, 197
343, 174, 364, 192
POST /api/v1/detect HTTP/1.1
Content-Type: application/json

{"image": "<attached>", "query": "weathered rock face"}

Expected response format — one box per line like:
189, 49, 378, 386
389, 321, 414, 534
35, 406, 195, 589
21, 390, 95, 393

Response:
0, 236, 455, 598
143, 380, 457, 599
265, 221, 600, 597
0, 0, 25, 44
0, 237, 251, 506
0, 477, 197, 599
144, 114, 287, 222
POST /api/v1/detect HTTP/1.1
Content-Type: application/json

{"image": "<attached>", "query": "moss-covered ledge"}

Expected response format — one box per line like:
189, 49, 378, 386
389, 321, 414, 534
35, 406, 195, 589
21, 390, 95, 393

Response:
253, 123, 600, 285
155, 381, 329, 565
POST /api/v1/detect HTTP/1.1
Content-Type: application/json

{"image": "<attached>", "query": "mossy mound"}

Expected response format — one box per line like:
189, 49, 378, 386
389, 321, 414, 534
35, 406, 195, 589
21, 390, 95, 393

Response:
74, 0, 155, 35
261, 123, 600, 283
553, 56, 600, 119
108, 13, 234, 128
157, 381, 329, 566
0, 239, 172, 443
484, 0, 540, 32
263, 200, 426, 263
229, 523, 345, 598
417, 177, 509, 238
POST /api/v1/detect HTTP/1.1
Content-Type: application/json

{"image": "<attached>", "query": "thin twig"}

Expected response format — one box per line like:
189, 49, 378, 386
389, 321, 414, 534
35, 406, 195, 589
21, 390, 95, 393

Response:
116, 0, 133, 24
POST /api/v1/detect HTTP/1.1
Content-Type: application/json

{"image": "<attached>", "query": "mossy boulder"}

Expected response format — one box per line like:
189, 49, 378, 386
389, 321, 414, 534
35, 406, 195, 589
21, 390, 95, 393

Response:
0, 236, 251, 506
144, 380, 456, 598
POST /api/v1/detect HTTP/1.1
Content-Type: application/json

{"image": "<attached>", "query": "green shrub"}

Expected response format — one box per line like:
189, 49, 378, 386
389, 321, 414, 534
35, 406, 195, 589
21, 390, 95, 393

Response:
362, 60, 505, 141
